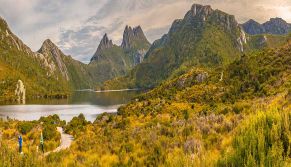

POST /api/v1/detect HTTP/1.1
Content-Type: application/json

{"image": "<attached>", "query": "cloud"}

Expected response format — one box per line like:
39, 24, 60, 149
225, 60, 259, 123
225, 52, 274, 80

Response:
0, 0, 291, 62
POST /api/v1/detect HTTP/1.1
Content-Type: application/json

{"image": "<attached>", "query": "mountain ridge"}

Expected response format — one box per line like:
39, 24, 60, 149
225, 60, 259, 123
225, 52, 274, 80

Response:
103, 4, 291, 90
242, 17, 291, 35
105, 4, 246, 89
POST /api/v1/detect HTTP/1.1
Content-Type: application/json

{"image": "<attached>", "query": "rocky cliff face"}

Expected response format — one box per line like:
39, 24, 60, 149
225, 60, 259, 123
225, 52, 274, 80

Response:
38, 39, 69, 80
242, 18, 291, 35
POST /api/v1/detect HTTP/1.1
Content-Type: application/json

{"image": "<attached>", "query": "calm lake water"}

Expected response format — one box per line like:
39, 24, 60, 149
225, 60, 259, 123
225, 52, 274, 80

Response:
0, 90, 141, 122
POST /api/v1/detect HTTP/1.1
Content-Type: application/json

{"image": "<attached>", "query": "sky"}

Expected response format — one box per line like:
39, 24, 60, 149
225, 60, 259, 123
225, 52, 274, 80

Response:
0, 0, 291, 63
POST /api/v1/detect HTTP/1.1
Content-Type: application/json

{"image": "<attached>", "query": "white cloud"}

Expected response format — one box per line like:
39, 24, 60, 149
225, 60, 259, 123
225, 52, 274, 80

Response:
1, 0, 291, 62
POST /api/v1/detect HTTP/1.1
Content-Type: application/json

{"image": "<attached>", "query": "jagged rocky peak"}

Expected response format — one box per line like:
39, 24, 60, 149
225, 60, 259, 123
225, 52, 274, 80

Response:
184, 4, 213, 21
265, 17, 289, 26
243, 19, 262, 27
121, 25, 149, 50
242, 19, 265, 35
98, 33, 113, 51
242, 17, 291, 35
263, 17, 290, 34
38, 39, 64, 55
182, 4, 238, 32
91, 33, 114, 62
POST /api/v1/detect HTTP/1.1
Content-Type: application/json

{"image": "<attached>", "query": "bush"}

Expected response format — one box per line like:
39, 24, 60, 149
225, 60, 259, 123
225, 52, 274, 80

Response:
18, 122, 34, 135
218, 109, 291, 166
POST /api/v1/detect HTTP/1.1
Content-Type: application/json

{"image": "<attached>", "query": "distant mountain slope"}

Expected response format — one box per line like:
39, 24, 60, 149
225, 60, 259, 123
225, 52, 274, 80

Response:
242, 17, 291, 35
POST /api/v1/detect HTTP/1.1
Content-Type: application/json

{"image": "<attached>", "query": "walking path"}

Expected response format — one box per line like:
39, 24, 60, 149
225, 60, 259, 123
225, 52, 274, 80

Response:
44, 127, 73, 156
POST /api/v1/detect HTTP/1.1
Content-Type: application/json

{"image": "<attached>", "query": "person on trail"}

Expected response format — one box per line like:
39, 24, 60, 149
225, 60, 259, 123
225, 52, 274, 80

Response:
40, 132, 44, 153
18, 135, 23, 153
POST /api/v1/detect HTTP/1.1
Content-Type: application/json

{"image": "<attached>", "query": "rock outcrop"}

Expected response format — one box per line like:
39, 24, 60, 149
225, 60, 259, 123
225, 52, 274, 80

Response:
15, 80, 25, 104
196, 72, 208, 83
242, 18, 291, 35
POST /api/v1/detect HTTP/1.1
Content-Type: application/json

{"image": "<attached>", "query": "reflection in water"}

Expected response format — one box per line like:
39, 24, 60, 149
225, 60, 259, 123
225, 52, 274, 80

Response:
0, 90, 142, 122
0, 105, 118, 122
24, 90, 142, 105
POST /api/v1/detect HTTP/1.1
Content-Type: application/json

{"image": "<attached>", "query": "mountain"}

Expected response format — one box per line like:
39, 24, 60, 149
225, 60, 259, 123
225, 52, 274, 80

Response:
263, 17, 291, 34
38, 39, 94, 89
88, 33, 131, 83
241, 19, 265, 34
121, 25, 150, 50
122, 25, 151, 65
0, 17, 72, 101
88, 26, 150, 84
90, 33, 114, 62
0, 16, 96, 102
242, 17, 291, 35
0, 16, 150, 100
104, 4, 247, 89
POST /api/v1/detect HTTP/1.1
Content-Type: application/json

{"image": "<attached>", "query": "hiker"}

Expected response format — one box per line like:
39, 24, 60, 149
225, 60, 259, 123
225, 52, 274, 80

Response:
18, 135, 23, 153
40, 132, 44, 153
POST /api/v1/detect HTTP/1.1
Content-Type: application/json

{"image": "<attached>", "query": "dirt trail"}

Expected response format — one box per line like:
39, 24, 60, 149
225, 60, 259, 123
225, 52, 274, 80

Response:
44, 127, 73, 156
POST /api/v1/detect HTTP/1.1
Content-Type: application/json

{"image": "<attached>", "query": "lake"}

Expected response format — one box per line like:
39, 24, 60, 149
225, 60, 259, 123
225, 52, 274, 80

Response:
0, 90, 141, 122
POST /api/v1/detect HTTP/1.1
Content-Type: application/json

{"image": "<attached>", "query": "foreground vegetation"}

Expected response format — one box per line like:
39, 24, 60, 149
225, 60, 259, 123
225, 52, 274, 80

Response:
0, 115, 64, 166
1, 42, 291, 166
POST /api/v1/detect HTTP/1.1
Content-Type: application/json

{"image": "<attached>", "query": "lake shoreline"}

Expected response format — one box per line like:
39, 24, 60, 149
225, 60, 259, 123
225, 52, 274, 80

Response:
75, 88, 141, 93
0, 90, 141, 122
